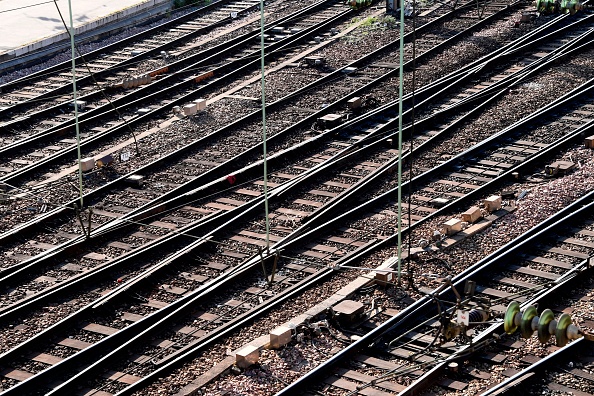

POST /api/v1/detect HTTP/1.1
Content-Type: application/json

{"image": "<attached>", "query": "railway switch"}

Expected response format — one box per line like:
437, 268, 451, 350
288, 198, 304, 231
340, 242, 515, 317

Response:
504, 301, 592, 346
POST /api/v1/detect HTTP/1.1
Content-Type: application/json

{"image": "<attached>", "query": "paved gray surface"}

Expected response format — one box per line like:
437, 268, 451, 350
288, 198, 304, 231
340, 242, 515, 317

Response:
0, 0, 163, 53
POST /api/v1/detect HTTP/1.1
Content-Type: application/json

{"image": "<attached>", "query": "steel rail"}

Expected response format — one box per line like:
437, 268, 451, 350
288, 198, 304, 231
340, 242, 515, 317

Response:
4, 0, 584, 318
1, 0, 541, 164
1, 8, 589, 300
358, 13, 594, 147
39, 82, 594, 396
0, 117, 412, 394
0, 11, 236, 131
0, 0, 262, 114
480, 338, 587, 395
394, 206, 594, 395
337, 12, 594, 156
0, 3, 588, 396
0, 0, 521, 260
291, 73, 594, 262
0, 1, 349, 169
275, 183, 594, 395
0, 0, 238, 87
0, 115, 387, 319
0, 0, 338, 136
272, 82, 594, 279
0, 0, 556, 189
1, 6, 588, 270
298, 33, 594, 230
0, 85, 434, 322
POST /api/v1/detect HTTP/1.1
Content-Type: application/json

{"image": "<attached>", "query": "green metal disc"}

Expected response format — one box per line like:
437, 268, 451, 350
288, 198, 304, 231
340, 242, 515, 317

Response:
537, 309, 554, 343
504, 301, 520, 334
556, 313, 572, 347
520, 305, 537, 339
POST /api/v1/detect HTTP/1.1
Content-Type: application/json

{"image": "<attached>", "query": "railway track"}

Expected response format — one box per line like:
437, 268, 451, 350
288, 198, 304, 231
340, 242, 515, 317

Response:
0, 0, 353, 185
3, 1, 591, 323
0, 0, 521, 194
168, 33, 588, 394
0, 128, 402, 394
1, 44, 593, 396
0, 0, 373, 263
276, 181, 594, 396
0, 0, 572, 251
486, 320, 594, 395
2, 1, 594, 395
0, 0, 264, 115
0, 0, 544, 284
